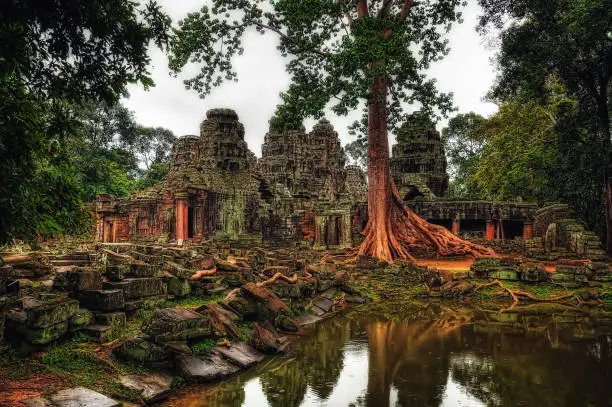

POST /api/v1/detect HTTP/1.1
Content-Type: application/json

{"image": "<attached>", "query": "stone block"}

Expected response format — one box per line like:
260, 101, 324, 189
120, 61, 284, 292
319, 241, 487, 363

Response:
95, 312, 126, 326
124, 295, 167, 312
130, 262, 163, 278
551, 273, 574, 283
488, 270, 518, 281
165, 262, 193, 279
142, 308, 212, 342
12, 320, 69, 345
80, 290, 124, 311
214, 342, 264, 368
119, 373, 172, 404
66, 269, 102, 292
50, 387, 120, 407
24, 298, 79, 328
312, 296, 333, 313
105, 264, 129, 281
167, 276, 191, 297
115, 337, 170, 363
83, 325, 112, 342
177, 353, 240, 382
69, 309, 94, 331
103, 278, 166, 299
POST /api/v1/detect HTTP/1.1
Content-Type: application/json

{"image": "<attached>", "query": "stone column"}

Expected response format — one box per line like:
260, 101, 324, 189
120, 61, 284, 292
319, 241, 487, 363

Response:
341, 213, 352, 248
485, 219, 495, 240
175, 192, 188, 244
452, 216, 460, 236
522, 221, 533, 239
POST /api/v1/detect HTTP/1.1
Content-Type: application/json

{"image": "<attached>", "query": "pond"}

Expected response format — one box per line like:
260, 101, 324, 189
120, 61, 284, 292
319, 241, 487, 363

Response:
162, 301, 612, 407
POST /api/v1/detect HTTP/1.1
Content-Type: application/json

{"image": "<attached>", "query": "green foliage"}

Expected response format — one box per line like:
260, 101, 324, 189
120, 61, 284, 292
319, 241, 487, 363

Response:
473, 100, 561, 202
478, 0, 612, 235
170, 0, 466, 137
442, 112, 487, 198
191, 338, 219, 355
0, 0, 171, 243
136, 162, 171, 190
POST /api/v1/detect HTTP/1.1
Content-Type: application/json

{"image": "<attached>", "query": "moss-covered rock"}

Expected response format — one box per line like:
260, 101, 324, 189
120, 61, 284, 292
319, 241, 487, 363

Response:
142, 308, 212, 343
115, 337, 170, 363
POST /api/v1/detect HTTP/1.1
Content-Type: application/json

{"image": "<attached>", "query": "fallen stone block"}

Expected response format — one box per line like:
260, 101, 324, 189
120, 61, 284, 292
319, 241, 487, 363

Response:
83, 325, 112, 342
215, 342, 264, 368
142, 308, 212, 342
119, 373, 172, 404
124, 295, 167, 312
22, 297, 79, 328
115, 337, 170, 363
79, 289, 124, 311
131, 262, 163, 278
95, 312, 126, 326
50, 387, 120, 407
69, 309, 94, 331
249, 322, 288, 353
166, 276, 191, 297
103, 278, 166, 299
10, 319, 69, 345
311, 296, 333, 314
177, 353, 240, 382
488, 270, 518, 281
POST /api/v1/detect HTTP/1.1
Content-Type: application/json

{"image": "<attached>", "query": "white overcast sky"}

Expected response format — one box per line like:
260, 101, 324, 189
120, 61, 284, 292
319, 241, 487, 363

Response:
122, 0, 498, 157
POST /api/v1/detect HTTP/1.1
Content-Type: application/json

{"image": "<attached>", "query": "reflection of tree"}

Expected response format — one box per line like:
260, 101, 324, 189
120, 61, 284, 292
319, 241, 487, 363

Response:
364, 305, 471, 407
259, 319, 350, 406
450, 312, 612, 407
304, 320, 351, 399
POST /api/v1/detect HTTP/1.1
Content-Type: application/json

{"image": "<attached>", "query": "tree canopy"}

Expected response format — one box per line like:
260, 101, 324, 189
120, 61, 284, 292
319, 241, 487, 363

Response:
169, 0, 465, 130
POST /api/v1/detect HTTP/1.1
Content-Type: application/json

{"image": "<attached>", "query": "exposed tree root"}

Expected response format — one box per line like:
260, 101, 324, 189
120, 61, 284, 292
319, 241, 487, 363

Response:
217, 338, 231, 347
332, 292, 346, 311
189, 266, 217, 280
257, 272, 298, 286
473, 280, 577, 309
359, 187, 495, 263
256, 270, 314, 286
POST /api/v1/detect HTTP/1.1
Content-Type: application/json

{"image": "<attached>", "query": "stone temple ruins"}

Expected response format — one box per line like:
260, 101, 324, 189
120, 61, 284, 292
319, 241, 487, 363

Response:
92, 108, 603, 258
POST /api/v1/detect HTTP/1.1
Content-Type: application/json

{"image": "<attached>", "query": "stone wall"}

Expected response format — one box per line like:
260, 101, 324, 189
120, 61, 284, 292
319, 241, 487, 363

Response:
534, 204, 605, 259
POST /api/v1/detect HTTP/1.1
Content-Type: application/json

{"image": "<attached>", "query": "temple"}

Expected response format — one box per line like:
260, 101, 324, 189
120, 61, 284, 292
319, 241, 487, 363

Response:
94, 108, 597, 256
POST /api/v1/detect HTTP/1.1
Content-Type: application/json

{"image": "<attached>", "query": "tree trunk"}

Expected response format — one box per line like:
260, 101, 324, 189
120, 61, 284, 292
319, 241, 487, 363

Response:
358, 73, 494, 263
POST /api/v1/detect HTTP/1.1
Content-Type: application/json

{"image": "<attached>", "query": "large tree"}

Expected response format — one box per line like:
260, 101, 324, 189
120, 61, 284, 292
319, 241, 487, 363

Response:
478, 0, 612, 251
169, 0, 492, 262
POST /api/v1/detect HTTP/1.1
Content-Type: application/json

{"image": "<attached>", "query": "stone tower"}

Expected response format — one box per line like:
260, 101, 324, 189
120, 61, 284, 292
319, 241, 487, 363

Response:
390, 112, 448, 200
259, 118, 347, 200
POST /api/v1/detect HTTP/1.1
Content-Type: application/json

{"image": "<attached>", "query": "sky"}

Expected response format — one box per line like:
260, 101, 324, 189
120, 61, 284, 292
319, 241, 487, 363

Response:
122, 0, 499, 157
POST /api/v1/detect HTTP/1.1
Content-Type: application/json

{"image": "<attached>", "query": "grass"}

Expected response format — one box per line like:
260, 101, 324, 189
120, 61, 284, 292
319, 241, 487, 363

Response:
0, 332, 148, 402
191, 338, 218, 355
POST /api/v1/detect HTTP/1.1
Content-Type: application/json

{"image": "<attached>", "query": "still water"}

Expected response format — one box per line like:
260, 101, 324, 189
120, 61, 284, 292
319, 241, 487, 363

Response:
163, 301, 612, 407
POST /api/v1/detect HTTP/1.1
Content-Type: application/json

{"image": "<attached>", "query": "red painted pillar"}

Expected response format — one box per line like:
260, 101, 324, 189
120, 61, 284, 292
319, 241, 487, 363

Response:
523, 221, 533, 239
486, 220, 495, 240
183, 204, 189, 240
176, 192, 188, 243
452, 217, 460, 236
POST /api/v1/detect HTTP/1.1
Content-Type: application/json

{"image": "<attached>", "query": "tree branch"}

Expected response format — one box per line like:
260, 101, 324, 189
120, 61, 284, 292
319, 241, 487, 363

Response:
378, 0, 394, 18
248, 21, 330, 58
357, 0, 369, 19
399, 0, 414, 23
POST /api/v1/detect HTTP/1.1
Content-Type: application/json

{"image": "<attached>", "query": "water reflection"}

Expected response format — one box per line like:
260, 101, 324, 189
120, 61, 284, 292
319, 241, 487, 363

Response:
163, 302, 612, 407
